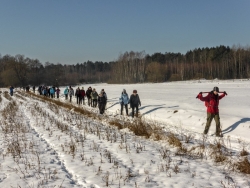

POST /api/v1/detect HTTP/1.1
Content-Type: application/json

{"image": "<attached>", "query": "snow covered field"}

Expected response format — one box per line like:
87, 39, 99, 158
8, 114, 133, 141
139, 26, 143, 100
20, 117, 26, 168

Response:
0, 79, 250, 188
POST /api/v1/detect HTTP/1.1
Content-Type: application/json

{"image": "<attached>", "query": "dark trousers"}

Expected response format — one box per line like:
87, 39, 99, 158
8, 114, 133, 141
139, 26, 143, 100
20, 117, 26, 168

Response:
121, 103, 128, 115
65, 94, 68, 100
131, 104, 139, 118
69, 95, 72, 102
88, 98, 92, 106
204, 113, 221, 136
76, 96, 80, 104
93, 99, 97, 107
99, 103, 105, 114
79, 97, 84, 104
57, 94, 59, 98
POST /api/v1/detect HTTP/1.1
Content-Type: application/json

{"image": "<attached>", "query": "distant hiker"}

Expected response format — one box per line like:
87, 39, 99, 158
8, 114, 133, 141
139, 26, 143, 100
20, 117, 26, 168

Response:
80, 87, 86, 105
129, 90, 141, 118
43, 87, 47, 96
91, 88, 98, 107
75, 87, 81, 104
47, 87, 51, 97
86, 87, 93, 106
64, 87, 69, 100
33, 86, 36, 93
26, 86, 30, 92
69, 86, 74, 102
56, 87, 60, 98
50, 87, 55, 98
9, 86, 14, 96
98, 91, 107, 114
101, 89, 108, 108
197, 87, 227, 137
119, 89, 129, 116
38, 86, 42, 95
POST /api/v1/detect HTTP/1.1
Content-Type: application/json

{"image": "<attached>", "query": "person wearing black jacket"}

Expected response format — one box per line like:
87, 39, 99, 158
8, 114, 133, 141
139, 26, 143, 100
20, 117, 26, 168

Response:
98, 91, 107, 114
129, 90, 141, 118
86, 87, 93, 107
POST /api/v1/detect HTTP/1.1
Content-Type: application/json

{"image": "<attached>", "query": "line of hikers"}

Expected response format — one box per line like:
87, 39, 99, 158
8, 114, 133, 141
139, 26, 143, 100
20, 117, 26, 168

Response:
9, 84, 227, 136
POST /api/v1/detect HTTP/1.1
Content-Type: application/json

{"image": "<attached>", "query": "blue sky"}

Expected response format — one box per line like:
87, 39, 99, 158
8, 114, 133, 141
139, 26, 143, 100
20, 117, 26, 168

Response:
0, 0, 249, 64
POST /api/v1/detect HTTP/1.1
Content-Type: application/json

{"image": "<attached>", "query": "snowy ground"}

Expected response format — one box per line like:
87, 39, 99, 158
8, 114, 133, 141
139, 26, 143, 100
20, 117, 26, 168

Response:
0, 79, 249, 188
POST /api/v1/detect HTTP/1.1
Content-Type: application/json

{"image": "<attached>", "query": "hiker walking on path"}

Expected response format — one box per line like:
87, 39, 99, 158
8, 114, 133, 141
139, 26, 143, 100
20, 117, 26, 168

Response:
69, 86, 74, 102
91, 88, 98, 107
119, 89, 129, 116
56, 87, 60, 98
64, 87, 69, 100
80, 87, 85, 105
86, 87, 93, 107
9, 86, 14, 96
75, 87, 81, 104
50, 87, 55, 98
98, 91, 107, 114
197, 86, 227, 137
101, 89, 107, 109
129, 90, 141, 118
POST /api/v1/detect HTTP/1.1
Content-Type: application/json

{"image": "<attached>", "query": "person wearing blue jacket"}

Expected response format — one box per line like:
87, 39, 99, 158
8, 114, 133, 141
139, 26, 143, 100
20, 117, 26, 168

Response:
119, 89, 130, 116
64, 87, 69, 100
50, 87, 55, 98
9, 86, 14, 96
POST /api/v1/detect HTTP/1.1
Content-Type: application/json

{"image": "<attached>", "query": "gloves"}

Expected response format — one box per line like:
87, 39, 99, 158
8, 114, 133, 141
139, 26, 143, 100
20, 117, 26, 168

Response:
224, 91, 228, 95
196, 92, 202, 98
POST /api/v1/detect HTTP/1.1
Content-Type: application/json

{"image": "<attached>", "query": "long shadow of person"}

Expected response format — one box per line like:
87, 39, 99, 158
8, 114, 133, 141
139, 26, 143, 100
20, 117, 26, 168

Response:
222, 118, 250, 135
140, 105, 179, 116
106, 102, 119, 110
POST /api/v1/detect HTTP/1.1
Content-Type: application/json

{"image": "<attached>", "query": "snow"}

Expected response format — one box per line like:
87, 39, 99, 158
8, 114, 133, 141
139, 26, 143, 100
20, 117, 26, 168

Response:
0, 79, 250, 187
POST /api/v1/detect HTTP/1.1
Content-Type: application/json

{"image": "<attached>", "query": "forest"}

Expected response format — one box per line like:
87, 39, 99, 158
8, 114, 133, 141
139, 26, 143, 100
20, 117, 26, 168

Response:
0, 45, 249, 87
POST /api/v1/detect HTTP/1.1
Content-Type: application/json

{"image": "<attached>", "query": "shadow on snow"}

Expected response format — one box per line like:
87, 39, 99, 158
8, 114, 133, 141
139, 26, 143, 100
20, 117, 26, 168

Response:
222, 118, 250, 134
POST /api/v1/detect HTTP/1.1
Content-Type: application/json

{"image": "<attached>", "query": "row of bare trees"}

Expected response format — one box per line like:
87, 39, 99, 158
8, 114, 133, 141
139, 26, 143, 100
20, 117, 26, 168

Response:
0, 45, 249, 87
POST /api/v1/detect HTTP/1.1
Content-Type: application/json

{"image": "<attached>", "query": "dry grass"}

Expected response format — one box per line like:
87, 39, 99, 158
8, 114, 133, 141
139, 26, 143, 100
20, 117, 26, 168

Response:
127, 117, 152, 138
109, 120, 123, 130
167, 133, 182, 148
240, 149, 248, 156
236, 158, 250, 174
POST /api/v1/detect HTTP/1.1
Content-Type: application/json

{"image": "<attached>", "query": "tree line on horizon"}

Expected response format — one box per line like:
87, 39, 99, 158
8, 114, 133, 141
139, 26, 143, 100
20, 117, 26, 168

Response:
0, 45, 249, 87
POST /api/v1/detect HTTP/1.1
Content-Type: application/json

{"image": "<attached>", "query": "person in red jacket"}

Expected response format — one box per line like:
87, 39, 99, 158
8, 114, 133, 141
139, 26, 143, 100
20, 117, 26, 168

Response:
198, 87, 227, 137
80, 87, 86, 105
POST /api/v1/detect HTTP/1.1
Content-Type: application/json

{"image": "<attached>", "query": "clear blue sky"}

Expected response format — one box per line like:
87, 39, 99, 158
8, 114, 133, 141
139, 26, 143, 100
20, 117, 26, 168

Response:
0, 0, 249, 64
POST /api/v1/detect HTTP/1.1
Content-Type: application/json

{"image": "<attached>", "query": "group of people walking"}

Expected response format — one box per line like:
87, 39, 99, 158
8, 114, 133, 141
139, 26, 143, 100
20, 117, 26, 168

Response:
8, 84, 227, 136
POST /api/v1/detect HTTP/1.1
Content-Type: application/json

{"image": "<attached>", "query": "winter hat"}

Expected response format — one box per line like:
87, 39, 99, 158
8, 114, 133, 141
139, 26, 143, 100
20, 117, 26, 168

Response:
213, 87, 219, 92
133, 90, 137, 93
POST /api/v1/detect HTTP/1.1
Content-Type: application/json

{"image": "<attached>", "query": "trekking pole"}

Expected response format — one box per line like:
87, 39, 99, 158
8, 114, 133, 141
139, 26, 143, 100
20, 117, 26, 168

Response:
196, 91, 227, 98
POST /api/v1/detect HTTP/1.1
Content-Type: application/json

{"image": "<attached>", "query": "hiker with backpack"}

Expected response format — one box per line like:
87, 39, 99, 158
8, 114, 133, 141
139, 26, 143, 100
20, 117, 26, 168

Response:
197, 86, 227, 137
129, 90, 141, 118
119, 89, 129, 116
